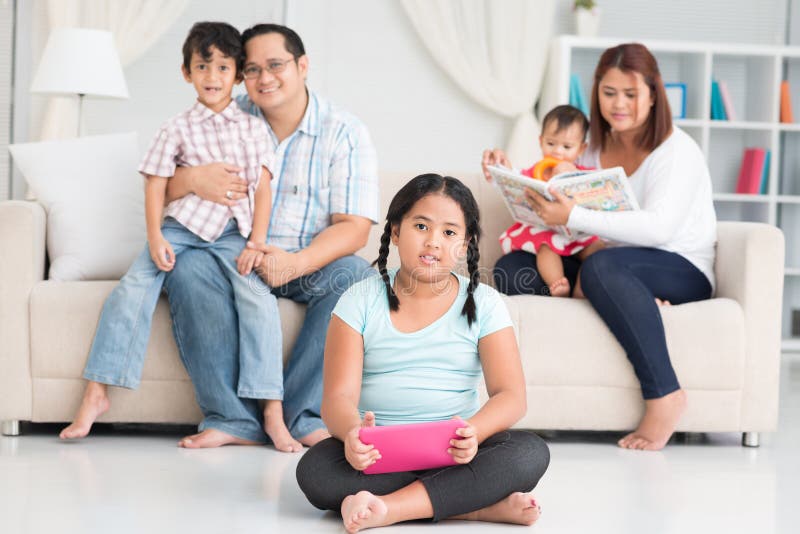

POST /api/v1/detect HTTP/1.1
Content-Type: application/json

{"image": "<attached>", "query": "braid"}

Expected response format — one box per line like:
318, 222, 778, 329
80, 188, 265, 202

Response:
372, 221, 399, 311
461, 234, 480, 326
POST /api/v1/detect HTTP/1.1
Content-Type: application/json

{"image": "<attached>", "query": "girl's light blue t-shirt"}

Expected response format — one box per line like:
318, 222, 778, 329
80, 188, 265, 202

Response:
332, 270, 514, 426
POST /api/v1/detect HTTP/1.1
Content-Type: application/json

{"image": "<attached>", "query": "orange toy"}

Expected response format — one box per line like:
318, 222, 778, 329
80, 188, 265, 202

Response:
530, 156, 563, 181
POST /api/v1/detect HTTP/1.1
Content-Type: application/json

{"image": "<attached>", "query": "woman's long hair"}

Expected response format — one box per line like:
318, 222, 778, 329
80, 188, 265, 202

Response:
589, 43, 673, 152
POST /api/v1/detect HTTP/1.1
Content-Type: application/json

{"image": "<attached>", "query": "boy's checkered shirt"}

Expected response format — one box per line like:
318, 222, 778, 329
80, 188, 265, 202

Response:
138, 100, 272, 242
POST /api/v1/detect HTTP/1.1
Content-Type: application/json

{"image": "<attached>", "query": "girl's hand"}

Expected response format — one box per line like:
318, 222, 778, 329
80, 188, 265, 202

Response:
148, 233, 175, 271
236, 247, 263, 276
524, 188, 576, 226
481, 148, 512, 182
344, 411, 381, 471
448, 417, 478, 464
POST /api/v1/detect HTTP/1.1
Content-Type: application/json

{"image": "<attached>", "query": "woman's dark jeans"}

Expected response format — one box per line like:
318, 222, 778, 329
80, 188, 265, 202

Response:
493, 247, 712, 398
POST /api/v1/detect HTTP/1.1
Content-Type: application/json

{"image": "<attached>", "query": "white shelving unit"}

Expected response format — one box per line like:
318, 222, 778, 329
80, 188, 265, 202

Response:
541, 36, 800, 351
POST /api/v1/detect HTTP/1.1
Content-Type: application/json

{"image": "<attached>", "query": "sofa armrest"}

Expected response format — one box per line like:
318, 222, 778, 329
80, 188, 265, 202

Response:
0, 201, 46, 421
715, 221, 784, 431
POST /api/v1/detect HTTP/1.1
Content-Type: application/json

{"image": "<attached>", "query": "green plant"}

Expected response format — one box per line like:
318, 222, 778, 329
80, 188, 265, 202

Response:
573, 0, 597, 10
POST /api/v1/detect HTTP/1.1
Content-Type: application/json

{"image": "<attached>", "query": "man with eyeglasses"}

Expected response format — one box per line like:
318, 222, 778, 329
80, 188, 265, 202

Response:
163, 23, 379, 449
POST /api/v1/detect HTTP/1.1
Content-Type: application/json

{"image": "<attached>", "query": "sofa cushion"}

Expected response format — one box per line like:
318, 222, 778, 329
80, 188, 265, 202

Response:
513, 295, 745, 390
30, 281, 307, 381
9, 133, 146, 281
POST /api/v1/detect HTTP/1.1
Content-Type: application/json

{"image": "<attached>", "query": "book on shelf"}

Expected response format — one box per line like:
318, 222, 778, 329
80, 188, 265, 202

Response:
780, 80, 794, 123
717, 80, 737, 121
487, 165, 639, 239
569, 73, 589, 116
735, 147, 768, 195
710, 79, 728, 121
760, 150, 771, 194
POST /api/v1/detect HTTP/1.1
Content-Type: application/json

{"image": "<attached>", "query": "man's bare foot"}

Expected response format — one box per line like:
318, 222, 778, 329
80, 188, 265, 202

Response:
341, 491, 390, 533
59, 381, 110, 440
263, 400, 302, 452
548, 277, 570, 297
178, 428, 260, 449
453, 492, 541, 526
618, 389, 688, 451
298, 427, 331, 447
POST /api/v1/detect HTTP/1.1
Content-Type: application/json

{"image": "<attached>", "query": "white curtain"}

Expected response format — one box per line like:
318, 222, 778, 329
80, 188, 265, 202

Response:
401, 0, 556, 165
39, 0, 188, 140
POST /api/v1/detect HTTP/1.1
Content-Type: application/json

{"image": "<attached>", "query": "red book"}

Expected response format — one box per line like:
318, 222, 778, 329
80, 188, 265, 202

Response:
735, 148, 767, 194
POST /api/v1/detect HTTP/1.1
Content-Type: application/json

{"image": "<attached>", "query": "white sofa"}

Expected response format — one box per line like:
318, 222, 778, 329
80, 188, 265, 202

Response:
0, 172, 785, 445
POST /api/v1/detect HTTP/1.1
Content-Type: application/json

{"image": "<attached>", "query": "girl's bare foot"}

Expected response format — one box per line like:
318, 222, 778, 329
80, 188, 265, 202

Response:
454, 492, 541, 526
341, 491, 389, 533
178, 428, 260, 449
59, 381, 110, 439
548, 277, 570, 297
263, 400, 302, 452
299, 427, 331, 447
618, 388, 687, 451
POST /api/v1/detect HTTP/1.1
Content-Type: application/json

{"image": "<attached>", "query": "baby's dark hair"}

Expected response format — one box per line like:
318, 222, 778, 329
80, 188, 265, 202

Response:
372, 174, 482, 326
182, 22, 243, 75
541, 104, 590, 141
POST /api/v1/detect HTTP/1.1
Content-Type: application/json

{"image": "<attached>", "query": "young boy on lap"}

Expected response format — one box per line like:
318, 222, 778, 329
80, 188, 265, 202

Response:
60, 22, 301, 452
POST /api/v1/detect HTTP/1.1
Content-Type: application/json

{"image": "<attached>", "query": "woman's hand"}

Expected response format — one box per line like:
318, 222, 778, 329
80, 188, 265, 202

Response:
481, 148, 512, 182
189, 163, 248, 206
448, 417, 478, 464
524, 188, 576, 226
344, 411, 381, 471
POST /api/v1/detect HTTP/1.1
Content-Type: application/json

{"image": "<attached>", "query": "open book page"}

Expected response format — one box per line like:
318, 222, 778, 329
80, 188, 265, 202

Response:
488, 165, 639, 238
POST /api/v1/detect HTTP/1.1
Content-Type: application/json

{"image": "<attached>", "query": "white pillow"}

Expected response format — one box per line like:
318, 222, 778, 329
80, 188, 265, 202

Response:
9, 132, 146, 281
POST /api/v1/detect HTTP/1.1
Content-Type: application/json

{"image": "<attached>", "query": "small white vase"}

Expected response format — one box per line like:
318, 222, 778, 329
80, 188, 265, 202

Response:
575, 8, 601, 37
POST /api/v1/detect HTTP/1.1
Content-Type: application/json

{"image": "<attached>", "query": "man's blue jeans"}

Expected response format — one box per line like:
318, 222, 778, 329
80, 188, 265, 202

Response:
84, 218, 283, 399
163, 250, 374, 442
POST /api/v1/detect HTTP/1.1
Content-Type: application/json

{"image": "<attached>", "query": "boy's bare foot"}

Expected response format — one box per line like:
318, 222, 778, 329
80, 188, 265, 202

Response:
299, 428, 331, 447
548, 277, 570, 297
454, 492, 542, 526
178, 428, 260, 448
59, 381, 110, 440
618, 388, 687, 451
263, 400, 302, 452
341, 491, 389, 533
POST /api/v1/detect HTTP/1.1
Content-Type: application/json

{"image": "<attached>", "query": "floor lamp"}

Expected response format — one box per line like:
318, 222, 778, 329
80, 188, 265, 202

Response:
30, 28, 129, 137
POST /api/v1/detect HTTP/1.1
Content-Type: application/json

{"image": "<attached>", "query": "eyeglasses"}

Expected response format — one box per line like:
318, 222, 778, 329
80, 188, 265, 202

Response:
242, 58, 296, 80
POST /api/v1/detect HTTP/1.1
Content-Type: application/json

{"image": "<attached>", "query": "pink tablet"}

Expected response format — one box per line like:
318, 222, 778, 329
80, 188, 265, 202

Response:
359, 419, 467, 475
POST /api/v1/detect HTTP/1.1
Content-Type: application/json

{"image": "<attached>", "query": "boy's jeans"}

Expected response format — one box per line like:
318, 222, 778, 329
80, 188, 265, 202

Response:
83, 217, 283, 399
162, 250, 375, 442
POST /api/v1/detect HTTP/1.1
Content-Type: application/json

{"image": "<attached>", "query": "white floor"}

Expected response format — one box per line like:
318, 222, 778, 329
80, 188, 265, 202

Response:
2, 355, 799, 534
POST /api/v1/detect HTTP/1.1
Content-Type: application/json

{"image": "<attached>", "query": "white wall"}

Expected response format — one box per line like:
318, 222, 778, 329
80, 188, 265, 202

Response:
10, 0, 797, 199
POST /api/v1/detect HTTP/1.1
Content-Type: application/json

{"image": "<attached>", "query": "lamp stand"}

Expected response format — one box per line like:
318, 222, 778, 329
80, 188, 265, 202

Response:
77, 93, 85, 137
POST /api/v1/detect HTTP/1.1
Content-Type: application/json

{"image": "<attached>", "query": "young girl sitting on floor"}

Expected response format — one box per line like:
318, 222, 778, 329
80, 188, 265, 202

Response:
296, 174, 550, 533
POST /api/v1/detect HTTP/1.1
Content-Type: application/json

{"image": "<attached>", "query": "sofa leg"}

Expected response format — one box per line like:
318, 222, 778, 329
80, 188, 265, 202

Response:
1, 420, 20, 436
742, 432, 759, 447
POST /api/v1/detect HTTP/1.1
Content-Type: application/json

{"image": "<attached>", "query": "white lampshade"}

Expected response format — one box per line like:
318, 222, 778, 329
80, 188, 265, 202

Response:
31, 28, 129, 98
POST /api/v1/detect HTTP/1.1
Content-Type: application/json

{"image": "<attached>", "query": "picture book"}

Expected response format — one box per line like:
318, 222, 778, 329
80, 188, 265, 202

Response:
488, 165, 640, 239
